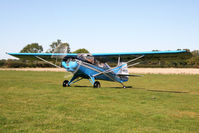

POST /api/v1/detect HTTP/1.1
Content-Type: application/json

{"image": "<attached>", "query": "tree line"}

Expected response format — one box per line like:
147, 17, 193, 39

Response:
1, 40, 199, 68
19, 39, 89, 53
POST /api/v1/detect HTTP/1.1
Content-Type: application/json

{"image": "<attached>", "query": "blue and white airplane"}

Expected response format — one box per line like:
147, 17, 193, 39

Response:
8, 50, 191, 88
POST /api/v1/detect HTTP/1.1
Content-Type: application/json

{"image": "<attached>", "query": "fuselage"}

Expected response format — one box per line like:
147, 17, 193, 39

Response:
61, 58, 128, 83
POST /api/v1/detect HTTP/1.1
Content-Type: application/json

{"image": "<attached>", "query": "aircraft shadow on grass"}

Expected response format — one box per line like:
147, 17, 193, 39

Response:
73, 85, 189, 93
73, 85, 133, 89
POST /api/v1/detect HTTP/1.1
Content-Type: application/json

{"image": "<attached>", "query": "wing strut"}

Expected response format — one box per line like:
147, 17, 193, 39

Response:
117, 56, 120, 66
93, 64, 125, 77
126, 55, 144, 68
128, 62, 140, 68
126, 55, 144, 64
35, 56, 62, 68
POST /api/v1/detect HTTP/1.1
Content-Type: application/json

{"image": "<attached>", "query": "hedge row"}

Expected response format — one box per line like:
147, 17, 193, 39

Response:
0, 60, 55, 68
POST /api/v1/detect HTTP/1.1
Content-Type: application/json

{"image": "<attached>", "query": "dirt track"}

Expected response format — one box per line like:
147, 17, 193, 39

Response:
128, 68, 199, 74
1, 68, 199, 74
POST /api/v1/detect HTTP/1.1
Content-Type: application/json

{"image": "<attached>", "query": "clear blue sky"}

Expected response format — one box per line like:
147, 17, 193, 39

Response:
0, 0, 199, 59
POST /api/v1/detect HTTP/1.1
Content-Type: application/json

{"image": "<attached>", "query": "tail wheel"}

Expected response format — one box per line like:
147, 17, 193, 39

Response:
63, 80, 69, 87
93, 81, 101, 88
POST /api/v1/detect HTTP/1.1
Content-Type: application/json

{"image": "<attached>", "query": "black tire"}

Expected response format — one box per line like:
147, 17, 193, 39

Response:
63, 80, 69, 87
93, 81, 101, 88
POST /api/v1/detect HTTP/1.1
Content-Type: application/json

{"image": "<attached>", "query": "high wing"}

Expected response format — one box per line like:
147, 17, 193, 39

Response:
7, 53, 78, 61
92, 50, 192, 62
7, 50, 192, 62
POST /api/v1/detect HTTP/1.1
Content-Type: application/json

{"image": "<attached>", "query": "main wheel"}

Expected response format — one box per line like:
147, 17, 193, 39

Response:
93, 81, 101, 88
63, 80, 69, 87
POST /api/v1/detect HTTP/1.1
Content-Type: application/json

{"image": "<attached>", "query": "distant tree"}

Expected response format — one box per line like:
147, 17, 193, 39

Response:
20, 43, 43, 53
183, 49, 190, 52
0, 59, 6, 67
46, 39, 70, 53
73, 48, 89, 53
47, 39, 61, 53
191, 50, 199, 56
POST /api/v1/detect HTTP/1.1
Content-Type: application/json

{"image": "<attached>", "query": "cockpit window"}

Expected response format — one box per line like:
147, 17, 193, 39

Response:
78, 54, 94, 64
63, 54, 110, 69
77, 53, 109, 68
63, 57, 76, 62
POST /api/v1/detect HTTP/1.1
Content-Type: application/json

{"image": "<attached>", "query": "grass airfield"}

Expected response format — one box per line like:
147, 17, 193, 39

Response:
0, 71, 199, 133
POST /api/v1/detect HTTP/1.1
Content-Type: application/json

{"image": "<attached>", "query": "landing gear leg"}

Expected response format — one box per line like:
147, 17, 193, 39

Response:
88, 76, 101, 88
63, 80, 69, 87
120, 82, 126, 88
93, 81, 101, 88
63, 75, 79, 87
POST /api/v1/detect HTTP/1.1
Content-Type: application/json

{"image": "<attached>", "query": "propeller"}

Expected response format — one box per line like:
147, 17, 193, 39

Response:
51, 43, 73, 79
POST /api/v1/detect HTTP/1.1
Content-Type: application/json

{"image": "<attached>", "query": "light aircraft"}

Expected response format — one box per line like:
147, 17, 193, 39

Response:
8, 50, 191, 88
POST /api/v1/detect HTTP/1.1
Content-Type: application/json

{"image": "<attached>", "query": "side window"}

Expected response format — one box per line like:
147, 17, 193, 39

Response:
86, 56, 94, 64
94, 59, 106, 68
64, 57, 76, 63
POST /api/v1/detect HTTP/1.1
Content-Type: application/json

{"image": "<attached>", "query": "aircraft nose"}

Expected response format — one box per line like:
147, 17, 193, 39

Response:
62, 61, 78, 72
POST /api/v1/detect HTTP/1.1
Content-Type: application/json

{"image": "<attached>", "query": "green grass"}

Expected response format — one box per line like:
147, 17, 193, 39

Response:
0, 71, 199, 133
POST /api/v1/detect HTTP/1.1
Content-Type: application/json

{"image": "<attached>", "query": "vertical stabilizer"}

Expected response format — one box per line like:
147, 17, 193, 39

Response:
116, 62, 129, 82
117, 62, 129, 75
